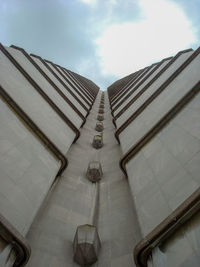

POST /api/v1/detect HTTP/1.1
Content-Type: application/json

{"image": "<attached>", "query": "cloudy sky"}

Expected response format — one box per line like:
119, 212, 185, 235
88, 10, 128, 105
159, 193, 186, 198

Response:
0, 0, 199, 90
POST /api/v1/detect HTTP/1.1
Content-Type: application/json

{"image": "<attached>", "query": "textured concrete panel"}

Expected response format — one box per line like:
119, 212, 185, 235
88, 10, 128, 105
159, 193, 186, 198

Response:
119, 52, 200, 154
27, 91, 141, 266
126, 93, 200, 236
7, 47, 83, 128
150, 212, 200, 267
0, 98, 60, 236
31, 56, 87, 116
117, 50, 193, 127
46, 62, 90, 109
113, 61, 168, 112
0, 49, 75, 154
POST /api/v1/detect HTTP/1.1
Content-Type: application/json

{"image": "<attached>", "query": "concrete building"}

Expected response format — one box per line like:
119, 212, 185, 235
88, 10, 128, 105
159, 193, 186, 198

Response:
0, 43, 199, 266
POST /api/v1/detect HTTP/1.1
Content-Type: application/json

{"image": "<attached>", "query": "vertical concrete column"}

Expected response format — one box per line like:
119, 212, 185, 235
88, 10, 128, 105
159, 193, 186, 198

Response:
89, 181, 100, 227
73, 92, 105, 266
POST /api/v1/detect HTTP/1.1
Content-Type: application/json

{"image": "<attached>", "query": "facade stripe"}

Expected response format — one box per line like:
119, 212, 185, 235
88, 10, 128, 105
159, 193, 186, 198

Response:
120, 81, 200, 174
134, 187, 200, 267
110, 70, 143, 104
0, 84, 68, 176
0, 44, 80, 142
114, 49, 193, 120
63, 68, 95, 99
114, 48, 197, 140
112, 58, 172, 111
10, 45, 86, 123
46, 60, 92, 107
30, 54, 89, 112
0, 213, 31, 266
60, 67, 94, 101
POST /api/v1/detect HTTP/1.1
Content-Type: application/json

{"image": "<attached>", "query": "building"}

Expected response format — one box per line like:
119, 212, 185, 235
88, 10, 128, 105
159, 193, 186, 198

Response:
0, 43, 199, 267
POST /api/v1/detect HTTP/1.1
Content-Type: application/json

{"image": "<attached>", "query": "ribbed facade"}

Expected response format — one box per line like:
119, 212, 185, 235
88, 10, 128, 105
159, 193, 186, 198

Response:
0, 43, 199, 266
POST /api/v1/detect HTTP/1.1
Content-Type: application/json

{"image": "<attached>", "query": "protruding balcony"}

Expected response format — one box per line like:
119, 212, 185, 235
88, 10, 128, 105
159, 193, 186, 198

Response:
95, 121, 104, 132
97, 114, 104, 121
92, 135, 103, 149
73, 224, 101, 266
98, 108, 104, 114
86, 161, 103, 182
99, 104, 104, 109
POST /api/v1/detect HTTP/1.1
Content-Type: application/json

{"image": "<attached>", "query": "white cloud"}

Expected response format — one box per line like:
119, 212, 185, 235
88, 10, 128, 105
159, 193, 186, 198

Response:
96, 0, 197, 77
78, 0, 97, 6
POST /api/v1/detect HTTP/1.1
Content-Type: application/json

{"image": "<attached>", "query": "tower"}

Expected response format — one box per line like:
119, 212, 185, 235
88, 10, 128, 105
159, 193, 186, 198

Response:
0, 43, 199, 266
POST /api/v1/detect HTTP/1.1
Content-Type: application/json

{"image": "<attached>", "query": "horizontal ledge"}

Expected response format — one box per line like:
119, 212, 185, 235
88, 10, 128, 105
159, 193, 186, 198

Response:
120, 80, 200, 176
115, 47, 198, 140
134, 187, 200, 267
30, 53, 89, 113
0, 85, 68, 177
0, 213, 31, 266
0, 43, 80, 142
10, 45, 86, 123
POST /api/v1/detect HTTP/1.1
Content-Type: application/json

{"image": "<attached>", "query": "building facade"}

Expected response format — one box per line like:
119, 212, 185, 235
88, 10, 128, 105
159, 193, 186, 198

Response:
0, 44, 199, 266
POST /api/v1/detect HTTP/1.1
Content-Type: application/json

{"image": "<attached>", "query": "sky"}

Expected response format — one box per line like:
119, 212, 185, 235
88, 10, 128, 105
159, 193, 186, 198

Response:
0, 0, 199, 90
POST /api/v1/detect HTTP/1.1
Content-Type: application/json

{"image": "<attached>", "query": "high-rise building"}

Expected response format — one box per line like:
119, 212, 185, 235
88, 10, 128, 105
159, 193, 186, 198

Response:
0, 43, 199, 267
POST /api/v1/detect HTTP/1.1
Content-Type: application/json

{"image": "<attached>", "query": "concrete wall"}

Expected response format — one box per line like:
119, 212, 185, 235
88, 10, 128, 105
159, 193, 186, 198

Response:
113, 64, 159, 113
0, 97, 60, 235
110, 47, 200, 266
45, 62, 91, 109
30, 56, 87, 116
57, 66, 94, 102
26, 91, 141, 267
125, 93, 200, 235
111, 68, 147, 105
0, 43, 96, 241
0, 48, 76, 154
6, 47, 83, 128
0, 43, 100, 265
149, 212, 200, 267
116, 50, 193, 127
119, 51, 200, 154
0, 42, 199, 267
113, 59, 171, 112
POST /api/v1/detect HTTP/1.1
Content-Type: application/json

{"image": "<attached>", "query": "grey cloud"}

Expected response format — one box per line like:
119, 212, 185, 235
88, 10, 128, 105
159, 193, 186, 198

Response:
0, 0, 140, 89
175, 0, 200, 48
0, 0, 199, 90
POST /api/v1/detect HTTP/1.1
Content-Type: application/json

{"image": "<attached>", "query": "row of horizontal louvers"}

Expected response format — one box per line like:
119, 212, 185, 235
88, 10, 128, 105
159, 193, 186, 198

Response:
0, 44, 99, 175
108, 47, 200, 159
108, 47, 200, 267
0, 43, 99, 243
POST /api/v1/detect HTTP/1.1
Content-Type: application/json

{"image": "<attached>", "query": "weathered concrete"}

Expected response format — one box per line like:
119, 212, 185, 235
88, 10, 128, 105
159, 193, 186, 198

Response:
116, 50, 193, 127
119, 51, 200, 154
0, 97, 60, 236
0, 48, 76, 155
30, 56, 87, 116
45, 62, 90, 109
1, 43, 199, 267
7, 47, 83, 129
26, 91, 141, 266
